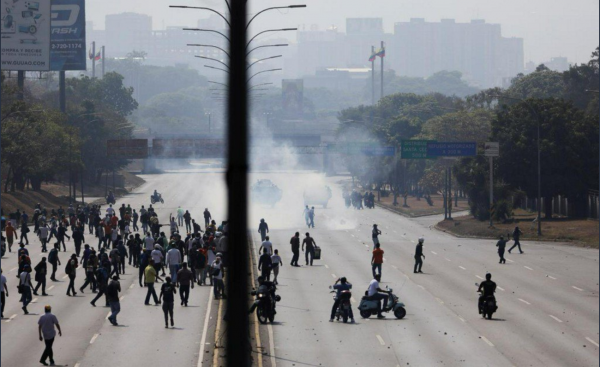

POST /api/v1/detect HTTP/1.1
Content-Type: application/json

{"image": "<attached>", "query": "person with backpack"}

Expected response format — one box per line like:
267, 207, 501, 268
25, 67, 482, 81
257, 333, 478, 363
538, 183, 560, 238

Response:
90, 264, 109, 307
65, 256, 78, 296
33, 257, 48, 296
48, 244, 61, 281
19, 264, 34, 314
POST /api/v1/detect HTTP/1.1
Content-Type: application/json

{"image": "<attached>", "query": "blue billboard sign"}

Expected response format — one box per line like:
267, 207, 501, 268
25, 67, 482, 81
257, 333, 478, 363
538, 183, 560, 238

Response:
50, 0, 86, 70
426, 142, 477, 157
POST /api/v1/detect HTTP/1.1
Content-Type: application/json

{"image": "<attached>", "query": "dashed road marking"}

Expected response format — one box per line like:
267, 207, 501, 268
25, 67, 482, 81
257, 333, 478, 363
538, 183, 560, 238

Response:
458, 315, 466, 322
518, 298, 531, 305
506, 259, 514, 263
393, 230, 397, 233
331, 274, 337, 278
475, 275, 484, 280
435, 297, 444, 304
48, 286, 54, 291
549, 315, 563, 323
120, 296, 125, 301
350, 234, 355, 238
5, 314, 17, 323
586, 337, 599, 347
364, 245, 369, 248
392, 265, 398, 270
62, 275, 69, 279
431, 251, 437, 255
129, 284, 135, 289
572, 286, 584, 291
9, 267, 17, 272
548, 275, 557, 280
497, 286, 505, 291
106, 312, 111, 320
480, 336, 494, 347
445, 258, 452, 262
524, 266, 534, 271
383, 257, 387, 261
459, 266, 467, 270
417, 285, 426, 290
376, 334, 386, 345
324, 264, 329, 269
90, 333, 99, 344
31, 298, 38, 303
74, 363, 80, 367
351, 297, 356, 303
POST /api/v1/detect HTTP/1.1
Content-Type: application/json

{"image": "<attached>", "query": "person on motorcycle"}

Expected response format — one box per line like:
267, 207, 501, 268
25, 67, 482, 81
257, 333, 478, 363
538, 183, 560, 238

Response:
330, 277, 354, 323
367, 274, 391, 319
107, 191, 115, 203
478, 273, 497, 314
257, 275, 277, 309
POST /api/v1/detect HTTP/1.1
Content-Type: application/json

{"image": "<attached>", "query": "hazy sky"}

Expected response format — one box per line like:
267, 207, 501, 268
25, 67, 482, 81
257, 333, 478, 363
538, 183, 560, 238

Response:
87, 0, 599, 64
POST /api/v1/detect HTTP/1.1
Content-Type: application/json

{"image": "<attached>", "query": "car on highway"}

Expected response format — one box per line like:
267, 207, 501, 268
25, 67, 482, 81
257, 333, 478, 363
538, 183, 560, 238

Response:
303, 185, 332, 208
251, 179, 283, 207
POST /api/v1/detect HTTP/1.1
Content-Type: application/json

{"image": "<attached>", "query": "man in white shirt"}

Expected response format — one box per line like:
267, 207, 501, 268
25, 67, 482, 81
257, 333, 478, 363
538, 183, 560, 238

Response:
106, 205, 115, 217
367, 274, 391, 319
144, 234, 155, 252
270, 250, 283, 285
151, 245, 164, 274
259, 236, 273, 255
38, 225, 50, 252
166, 247, 182, 283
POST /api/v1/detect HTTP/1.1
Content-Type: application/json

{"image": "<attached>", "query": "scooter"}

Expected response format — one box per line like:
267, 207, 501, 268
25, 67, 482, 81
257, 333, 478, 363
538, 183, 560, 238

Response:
358, 286, 406, 319
477, 284, 498, 320
329, 286, 352, 323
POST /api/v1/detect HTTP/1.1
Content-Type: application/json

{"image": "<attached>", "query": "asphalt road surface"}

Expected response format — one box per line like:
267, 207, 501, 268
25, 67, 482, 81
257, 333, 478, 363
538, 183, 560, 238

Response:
1, 170, 598, 367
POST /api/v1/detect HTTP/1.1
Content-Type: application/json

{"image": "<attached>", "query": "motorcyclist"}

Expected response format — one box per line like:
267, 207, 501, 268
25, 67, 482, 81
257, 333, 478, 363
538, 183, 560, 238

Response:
107, 191, 115, 203
367, 274, 391, 319
478, 273, 497, 314
330, 277, 354, 323
152, 190, 160, 201
249, 275, 278, 313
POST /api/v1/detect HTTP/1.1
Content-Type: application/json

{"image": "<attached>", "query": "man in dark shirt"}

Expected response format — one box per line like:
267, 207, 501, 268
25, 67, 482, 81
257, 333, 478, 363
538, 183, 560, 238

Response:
106, 276, 121, 326
177, 262, 194, 307
508, 226, 524, 254
496, 236, 507, 264
258, 249, 273, 281
478, 273, 497, 314
302, 232, 317, 266
414, 238, 425, 273
160, 277, 177, 328
290, 232, 300, 267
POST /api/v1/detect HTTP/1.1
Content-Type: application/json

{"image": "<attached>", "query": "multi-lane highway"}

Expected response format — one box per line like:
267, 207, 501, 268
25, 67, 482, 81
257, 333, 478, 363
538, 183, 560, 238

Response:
1, 170, 598, 367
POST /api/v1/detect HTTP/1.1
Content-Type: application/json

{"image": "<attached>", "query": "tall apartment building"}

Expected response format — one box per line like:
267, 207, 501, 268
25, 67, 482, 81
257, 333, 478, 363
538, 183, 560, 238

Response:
391, 18, 523, 88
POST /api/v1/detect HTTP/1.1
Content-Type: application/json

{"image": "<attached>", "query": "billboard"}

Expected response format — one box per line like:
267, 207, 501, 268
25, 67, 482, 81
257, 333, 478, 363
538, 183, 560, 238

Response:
152, 139, 225, 159
282, 79, 303, 117
1, 0, 52, 71
50, 0, 86, 70
107, 139, 149, 159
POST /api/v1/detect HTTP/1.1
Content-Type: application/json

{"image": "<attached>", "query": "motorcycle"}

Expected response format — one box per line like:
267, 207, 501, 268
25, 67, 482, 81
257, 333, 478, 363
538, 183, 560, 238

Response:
358, 286, 406, 319
150, 194, 164, 204
477, 283, 498, 320
329, 286, 352, 323
106, 196, 116, 205
250, 284, 281, 324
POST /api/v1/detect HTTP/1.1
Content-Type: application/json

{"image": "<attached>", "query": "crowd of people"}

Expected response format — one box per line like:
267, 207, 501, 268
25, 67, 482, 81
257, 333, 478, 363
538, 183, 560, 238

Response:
343, 190, 376, 209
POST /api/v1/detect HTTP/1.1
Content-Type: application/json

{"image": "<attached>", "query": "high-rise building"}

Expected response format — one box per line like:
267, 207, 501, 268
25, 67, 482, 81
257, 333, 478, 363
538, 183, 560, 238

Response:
105, 13, 153, 58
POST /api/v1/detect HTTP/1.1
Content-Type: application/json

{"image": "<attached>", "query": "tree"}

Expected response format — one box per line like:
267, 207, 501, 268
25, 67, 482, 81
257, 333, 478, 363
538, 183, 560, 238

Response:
506, 68, 565, 100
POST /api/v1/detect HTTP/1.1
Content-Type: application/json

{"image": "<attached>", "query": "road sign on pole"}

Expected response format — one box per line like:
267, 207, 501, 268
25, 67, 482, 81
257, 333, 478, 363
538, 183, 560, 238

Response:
484, 142, 500, 157
107, 139, 148, 159
427, 142, 477, 157
401, 140, 433, 159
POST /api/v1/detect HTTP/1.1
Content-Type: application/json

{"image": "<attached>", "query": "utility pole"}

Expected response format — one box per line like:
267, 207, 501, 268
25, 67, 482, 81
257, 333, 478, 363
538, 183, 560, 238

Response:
371, 45, 375, 105
17, 71, 25, 100
448, 167, 452, 219
59, 71, 66, 112
92, 41, 96, 78
489, 156, 494, 227
380, 41, 384, 100
101, 46, 105, 77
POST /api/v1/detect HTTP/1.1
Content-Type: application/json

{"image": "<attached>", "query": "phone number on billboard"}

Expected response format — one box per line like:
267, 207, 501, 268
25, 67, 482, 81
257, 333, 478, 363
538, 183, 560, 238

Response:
51, 43, 83, 49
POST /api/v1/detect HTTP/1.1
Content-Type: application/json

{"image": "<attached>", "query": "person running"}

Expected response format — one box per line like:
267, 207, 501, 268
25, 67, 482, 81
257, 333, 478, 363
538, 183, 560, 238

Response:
302, 232, 317, 266
271, 250, 283, 285
20, 219, 30, 245
371, 243, 384, 278
413, 237, 425, 273
90, 264, 109, 307
308, 207, 315, 228
106, 276, 121, 326
290, 232, 300, 267
258, 219, 269, 242
177, 262, 194, 306
508, 226, 524, 254
159, 276, 176, 328
38, 305, 62, 366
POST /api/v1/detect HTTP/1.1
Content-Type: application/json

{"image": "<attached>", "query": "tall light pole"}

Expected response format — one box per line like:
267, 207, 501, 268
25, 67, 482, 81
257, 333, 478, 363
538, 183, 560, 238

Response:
247, 68, 282, 84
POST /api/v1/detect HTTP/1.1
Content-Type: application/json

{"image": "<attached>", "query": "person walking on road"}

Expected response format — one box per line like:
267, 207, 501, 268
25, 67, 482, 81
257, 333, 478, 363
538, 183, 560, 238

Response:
372, 224, 381, 249
303, 206, 311, 227
302, 232, 317, 266
90, 264, 109, 307
308, 206, 316, 228
177, 262, 194, 306
38, 224, 49, 253
6, 221, 16, 252
258, 248, 273, 281
106, 276, 121, 326
38, 305, 62, 366
144, 262, 162, 305
203, 208, 212, 228
290, 232, 300, 266
508, 226, 524, 254
211, 256, 225, 299
177, 207, 184, 227
166, 246, 182, 283
72, 228, 84, 257
271, 250, 283, 285
19, 264, 34, 314
33, 257, 48, 296
496, 236, 507, 264
1, 269, 9, 318
259, 236, 273, 256
413, 237, 425, 273
65, 257, 78, 296
258, 219, 269, 242
159, 276, 176, 328
183, 211, 192, 233
48, 244, 61, 281
371, 243, 384, 278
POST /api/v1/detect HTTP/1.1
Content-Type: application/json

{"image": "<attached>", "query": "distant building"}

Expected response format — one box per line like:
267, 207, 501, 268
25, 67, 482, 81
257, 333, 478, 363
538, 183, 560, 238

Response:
105, 13, 153, 58
544, 57, 570, 72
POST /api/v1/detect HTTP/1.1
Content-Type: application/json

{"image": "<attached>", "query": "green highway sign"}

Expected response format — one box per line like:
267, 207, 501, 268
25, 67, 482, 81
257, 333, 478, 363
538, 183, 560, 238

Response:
401, 140, 435, 159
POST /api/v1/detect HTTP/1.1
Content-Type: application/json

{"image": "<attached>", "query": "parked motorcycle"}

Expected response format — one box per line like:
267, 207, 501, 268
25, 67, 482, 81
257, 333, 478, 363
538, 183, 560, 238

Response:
250, 283, 281, 324
329, 286, 352, 323
477, 283, 498, 320
150, 193, 164, 204
358, 286, 406, 319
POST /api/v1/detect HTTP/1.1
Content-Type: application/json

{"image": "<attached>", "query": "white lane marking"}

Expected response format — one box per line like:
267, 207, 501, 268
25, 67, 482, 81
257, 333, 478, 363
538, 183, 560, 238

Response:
572, 286, 584, 291
475, 275, 484, 280
364, 245, 369, 248
506, 259, 514, 263
417, 285, 425, 290
48, 286, 54, 291
518, 298, 531, 305
74, 363, 80, 367
324, 264, 329, 269
267, 320, 277, 367
480, 336, 495, 347
31, 298, 38, 303
392, 265, 398, 270
331, 274, 337, 278
129, 284, 135, 289
431, 251, 437, 255
457, 315, 466, 322
383, 257, 387, 261
62, 275, 69, 279
435, 297, 444, 304
411, 240, 415, 243
524, 266, 534, 271
119, 296, 125, 301
90, 333, 99, 344
445, 258, 452, 262
351, 297, 356, 303
5, 314, 17, 323
586, 337, 599, 347
350, 234, 355, 238
9, 267, 17, 272
197, 287, 215, 367
376, 334, 386, 345
549, 315, 563, 323
547, 275, 557, 280
497, 286, 505, 291
459, 266, 467, 270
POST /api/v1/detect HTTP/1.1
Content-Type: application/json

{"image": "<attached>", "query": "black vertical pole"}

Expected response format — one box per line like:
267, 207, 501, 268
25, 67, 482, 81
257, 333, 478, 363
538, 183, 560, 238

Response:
17, 71, 25, 100
227, 0, 250, 366
448, 167, 452, 219
59, 71, 66, 113
443, 167, 448, 219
